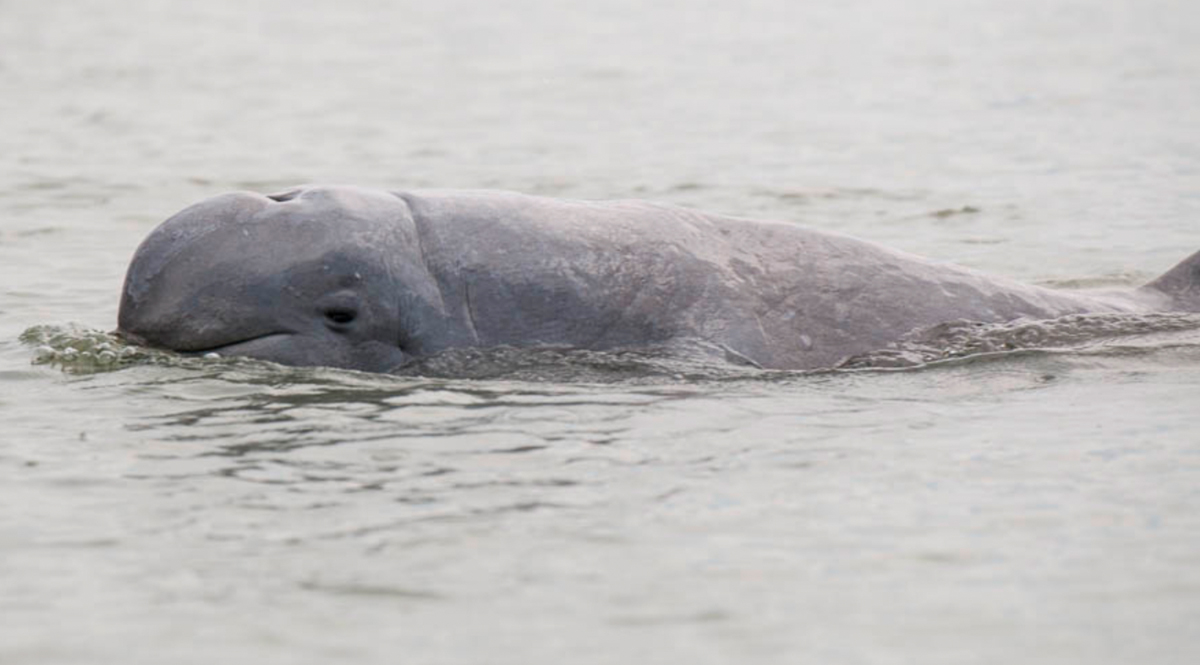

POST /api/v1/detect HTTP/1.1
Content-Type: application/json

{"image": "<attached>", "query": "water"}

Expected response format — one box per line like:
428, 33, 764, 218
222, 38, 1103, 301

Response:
3, 0, 1199, 662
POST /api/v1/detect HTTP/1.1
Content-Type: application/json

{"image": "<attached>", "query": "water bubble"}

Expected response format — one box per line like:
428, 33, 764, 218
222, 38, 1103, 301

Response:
21, 324, 160, 373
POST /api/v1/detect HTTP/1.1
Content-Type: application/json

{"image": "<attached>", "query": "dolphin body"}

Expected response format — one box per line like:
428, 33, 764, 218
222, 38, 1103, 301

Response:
117, 185, 1200, 372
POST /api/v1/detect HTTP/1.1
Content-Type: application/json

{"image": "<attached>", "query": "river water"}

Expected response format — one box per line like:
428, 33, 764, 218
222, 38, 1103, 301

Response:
2, 0, 1199, 663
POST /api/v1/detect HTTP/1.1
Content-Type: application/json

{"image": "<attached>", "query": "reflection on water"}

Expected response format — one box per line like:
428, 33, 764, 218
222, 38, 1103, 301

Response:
129, 376, 684, 455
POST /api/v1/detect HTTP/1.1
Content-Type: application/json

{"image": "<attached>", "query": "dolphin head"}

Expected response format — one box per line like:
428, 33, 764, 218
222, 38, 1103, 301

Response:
118, 186, 447, 372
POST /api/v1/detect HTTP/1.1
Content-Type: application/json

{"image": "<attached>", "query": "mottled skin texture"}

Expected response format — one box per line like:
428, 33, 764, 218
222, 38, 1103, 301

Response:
118, 185, 1198, 372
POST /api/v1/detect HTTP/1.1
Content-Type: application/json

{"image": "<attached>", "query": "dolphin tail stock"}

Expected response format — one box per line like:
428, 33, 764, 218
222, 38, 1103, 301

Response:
1144, 249, 1200, 312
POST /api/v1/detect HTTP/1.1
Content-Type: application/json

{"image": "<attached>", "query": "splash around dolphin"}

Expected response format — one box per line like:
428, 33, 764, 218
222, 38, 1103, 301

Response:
117, 185, 1200, 372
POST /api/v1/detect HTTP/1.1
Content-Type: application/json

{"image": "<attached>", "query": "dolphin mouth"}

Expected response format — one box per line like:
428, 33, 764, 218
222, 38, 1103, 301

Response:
112, 328, 149, 346
175, 332, 295, 356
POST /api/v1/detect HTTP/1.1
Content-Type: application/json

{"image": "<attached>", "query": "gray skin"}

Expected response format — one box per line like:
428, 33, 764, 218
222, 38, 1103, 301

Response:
117, 185, 1200, 372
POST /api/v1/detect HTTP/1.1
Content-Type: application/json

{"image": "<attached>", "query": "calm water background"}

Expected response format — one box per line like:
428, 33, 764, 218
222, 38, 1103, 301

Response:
2, 0, 1200, 663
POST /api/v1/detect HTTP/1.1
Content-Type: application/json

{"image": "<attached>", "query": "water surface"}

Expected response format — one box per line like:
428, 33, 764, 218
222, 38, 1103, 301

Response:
2, 0, 1199, 663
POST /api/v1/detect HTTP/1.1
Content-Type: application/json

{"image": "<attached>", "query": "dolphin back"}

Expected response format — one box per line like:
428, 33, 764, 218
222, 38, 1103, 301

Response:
1146, 249, 1200, 312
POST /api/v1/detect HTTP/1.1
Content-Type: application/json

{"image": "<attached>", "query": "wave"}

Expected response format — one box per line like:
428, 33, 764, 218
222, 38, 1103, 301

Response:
22, 311, 1200, 381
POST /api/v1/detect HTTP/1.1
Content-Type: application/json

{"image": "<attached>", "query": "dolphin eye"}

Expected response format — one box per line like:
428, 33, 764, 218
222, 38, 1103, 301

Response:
324, 307, 357, 326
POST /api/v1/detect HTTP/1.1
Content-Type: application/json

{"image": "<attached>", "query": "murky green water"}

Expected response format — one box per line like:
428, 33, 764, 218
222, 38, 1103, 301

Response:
3, 0, 1199, 663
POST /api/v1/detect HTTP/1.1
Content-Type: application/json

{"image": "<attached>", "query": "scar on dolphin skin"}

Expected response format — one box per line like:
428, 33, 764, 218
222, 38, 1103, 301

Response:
462, 272, 481, 345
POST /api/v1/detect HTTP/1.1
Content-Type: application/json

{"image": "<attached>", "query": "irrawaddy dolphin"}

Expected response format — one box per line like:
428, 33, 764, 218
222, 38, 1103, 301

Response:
116, 185, 1200, 372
